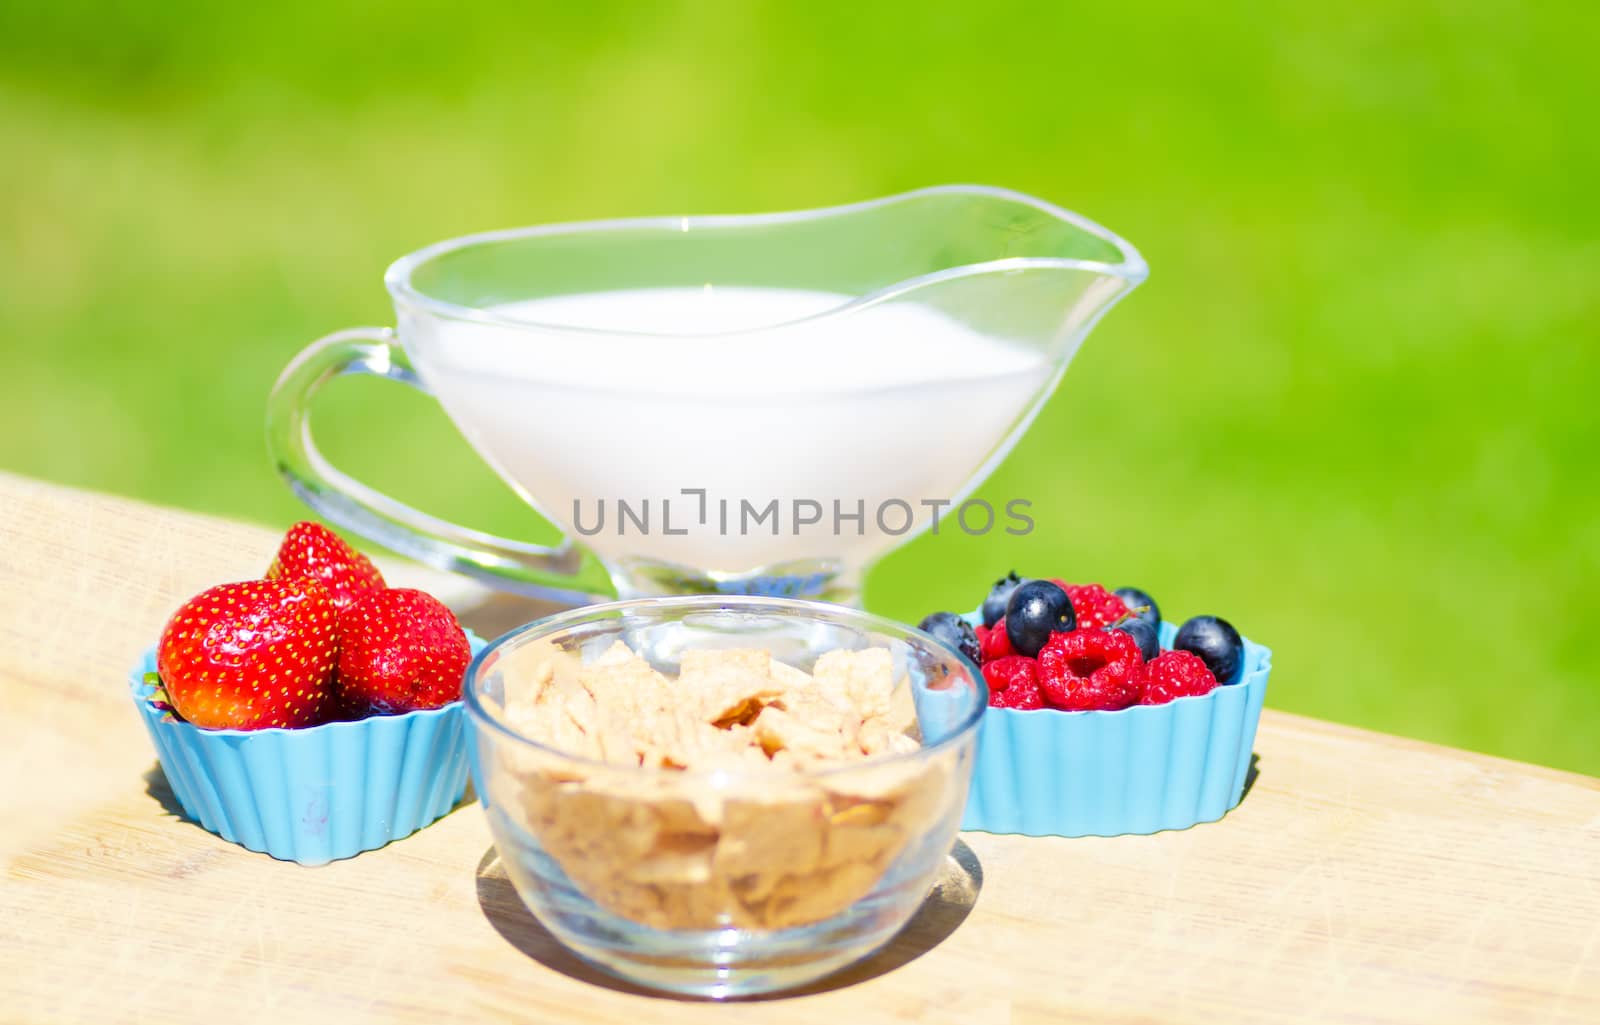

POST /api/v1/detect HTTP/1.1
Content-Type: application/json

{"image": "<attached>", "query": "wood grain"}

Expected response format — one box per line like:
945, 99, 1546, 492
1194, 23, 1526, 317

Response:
1, 471, 1596, 1024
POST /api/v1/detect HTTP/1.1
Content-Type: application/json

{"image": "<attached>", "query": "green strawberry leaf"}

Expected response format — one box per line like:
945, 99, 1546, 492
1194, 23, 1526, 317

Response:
142, 671, 172, 708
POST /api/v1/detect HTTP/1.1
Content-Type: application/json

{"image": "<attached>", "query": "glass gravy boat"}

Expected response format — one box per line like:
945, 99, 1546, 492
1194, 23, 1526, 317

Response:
266, 185, 1146, 605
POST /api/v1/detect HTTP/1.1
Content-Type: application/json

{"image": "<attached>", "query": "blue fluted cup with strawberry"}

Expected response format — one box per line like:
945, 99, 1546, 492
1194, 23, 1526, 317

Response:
129, 522, 484, 865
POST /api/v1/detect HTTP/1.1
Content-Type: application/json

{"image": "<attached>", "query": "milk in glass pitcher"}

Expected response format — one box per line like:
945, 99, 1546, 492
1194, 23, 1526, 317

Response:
266, 186, 1147, 605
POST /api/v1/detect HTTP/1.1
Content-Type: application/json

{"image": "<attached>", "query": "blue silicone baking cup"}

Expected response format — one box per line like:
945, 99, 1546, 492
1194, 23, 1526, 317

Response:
128, 630, 486, 866
961, 618, 1271, 837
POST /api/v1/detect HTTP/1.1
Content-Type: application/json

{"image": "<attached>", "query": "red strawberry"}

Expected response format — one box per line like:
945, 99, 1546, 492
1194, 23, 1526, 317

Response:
155, 579, 338, 730
1064, 583, 1130, 631
983, 656, 1043, 709
336, 588, 471, 714
1141, 650, 1219, 705
1037, 628, 1145, 711
979, 617, 1015, 661
267, 521, 385, 613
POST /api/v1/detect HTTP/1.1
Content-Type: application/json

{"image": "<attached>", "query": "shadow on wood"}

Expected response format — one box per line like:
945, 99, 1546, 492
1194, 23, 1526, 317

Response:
142, 762, 198, 825
474, 839, 983, 1001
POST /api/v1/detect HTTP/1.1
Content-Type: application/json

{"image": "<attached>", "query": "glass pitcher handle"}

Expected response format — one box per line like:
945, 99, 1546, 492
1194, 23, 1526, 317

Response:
265, 327, 599, 605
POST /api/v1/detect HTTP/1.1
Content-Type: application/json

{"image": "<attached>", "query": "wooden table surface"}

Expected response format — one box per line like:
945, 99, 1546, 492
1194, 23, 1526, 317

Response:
2, 470, 1596, 1024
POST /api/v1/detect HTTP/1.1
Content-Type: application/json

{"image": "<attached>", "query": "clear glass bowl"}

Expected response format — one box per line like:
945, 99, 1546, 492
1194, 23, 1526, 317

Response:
463, 596, 986, 998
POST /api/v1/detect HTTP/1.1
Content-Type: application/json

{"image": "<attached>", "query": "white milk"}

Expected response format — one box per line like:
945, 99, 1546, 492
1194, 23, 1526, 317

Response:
404, 287, 1053, 579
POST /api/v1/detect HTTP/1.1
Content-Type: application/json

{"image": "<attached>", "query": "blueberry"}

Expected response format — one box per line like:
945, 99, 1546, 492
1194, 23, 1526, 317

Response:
1113, 618, 1160, 662
1113, 587, 1161, 629
918, 611, 981, 664
1004, 579, 1075, 657
981, 571, 1023, 627
1174, 615, 1245, 684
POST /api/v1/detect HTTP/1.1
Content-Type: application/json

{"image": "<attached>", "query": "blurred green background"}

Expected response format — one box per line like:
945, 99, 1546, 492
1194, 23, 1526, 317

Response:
3, 3, 1596, 773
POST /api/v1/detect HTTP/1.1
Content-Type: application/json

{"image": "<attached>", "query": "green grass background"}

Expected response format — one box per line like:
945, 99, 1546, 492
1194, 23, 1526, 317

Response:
3, 3, 1596, 772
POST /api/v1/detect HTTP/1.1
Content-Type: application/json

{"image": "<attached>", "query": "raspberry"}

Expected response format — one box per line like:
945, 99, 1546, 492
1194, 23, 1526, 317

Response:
1141, 650, 1218, 705
1065, 583, 1131, 631
1037, 628, 1145, 711
983, 656, 1043, 709
979, 617, 1015, 661
993, 680, 1044, 709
